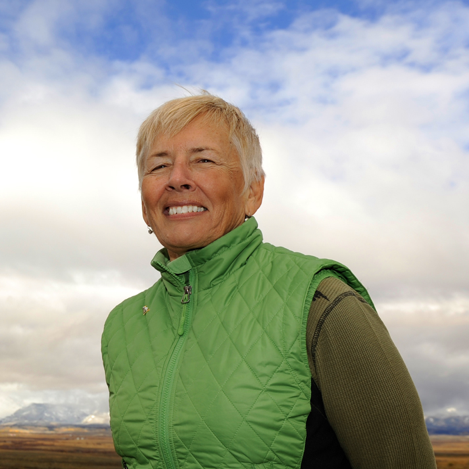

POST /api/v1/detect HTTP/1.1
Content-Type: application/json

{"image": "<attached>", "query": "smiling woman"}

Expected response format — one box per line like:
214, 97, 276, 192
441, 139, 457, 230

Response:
140, 115, 264, 261
101, 93, 437, 469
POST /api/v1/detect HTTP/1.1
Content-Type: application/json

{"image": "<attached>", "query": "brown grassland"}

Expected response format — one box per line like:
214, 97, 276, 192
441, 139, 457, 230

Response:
0, 427, 468, 468
0, 426, 121, 468
431, 435, 469, 469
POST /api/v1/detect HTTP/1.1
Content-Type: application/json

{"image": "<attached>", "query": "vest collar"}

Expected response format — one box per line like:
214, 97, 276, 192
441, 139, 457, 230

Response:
151, 217, 263, 292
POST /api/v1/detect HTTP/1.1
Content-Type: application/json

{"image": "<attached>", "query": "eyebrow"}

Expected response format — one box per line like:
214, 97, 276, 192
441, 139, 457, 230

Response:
150, 146, 216, 157
152, 151, 169, 157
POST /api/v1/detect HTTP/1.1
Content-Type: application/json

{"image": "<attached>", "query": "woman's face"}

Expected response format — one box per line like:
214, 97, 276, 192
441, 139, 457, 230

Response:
141, 115, 263, 261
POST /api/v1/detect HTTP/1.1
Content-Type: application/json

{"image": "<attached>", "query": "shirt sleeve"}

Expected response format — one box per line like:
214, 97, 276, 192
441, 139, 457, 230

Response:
306, 276, 436, 469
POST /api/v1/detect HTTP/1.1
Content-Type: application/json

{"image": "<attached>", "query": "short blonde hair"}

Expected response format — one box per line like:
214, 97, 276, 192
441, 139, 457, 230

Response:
136, 93, 265, 191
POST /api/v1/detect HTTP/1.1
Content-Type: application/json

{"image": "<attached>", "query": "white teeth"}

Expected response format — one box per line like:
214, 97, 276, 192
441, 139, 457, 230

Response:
168, 205, 206, 215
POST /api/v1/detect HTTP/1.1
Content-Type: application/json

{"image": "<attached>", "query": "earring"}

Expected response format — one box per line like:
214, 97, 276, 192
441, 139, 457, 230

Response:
147, 227, 153, 234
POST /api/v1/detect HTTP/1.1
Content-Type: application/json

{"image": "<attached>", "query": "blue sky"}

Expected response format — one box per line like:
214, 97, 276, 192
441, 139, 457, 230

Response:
3, 0, 394, 62
0, 0, 468, 420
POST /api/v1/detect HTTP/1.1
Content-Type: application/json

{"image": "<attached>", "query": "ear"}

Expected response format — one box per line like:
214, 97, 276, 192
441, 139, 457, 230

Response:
142, 198, 150, 227
244, 176, 265, 218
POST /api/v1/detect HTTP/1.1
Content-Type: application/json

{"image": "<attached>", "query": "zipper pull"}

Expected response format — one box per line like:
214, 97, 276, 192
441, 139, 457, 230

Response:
181, 285, 192, 304
178, 285, 192, 336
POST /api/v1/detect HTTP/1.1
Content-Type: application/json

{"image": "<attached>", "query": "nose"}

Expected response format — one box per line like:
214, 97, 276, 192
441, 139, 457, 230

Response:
167, 160, 193, 191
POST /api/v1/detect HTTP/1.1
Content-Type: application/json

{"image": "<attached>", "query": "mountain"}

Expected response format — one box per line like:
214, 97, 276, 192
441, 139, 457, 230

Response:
0, 403, 99, 426
2, 403, 468, 434
425, 415, 469, 435
82, 412, 110, 425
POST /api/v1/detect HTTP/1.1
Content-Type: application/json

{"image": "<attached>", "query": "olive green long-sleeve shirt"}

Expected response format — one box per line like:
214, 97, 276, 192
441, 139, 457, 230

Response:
307, 277, 436, 468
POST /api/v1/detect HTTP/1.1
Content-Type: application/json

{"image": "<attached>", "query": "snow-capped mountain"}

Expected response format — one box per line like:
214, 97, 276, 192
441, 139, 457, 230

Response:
425, 415, 469, 435
0, 403, 107, 426
2, 403, 468, 434
82, 412, 110, 425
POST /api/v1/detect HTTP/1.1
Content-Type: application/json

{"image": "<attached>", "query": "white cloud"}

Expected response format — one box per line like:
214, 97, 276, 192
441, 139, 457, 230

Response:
0, 0, 468, 416
0, 272, 141, 388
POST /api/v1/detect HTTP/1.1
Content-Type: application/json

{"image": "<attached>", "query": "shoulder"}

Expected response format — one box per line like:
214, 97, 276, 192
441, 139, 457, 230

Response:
249, 243, 347, 299
257, 242, 344, 271
309, 277, 382, 345
257, 243, 374, 306
259, 241, 320, 260
307, 276, 389, 375
311, 277, 370, 318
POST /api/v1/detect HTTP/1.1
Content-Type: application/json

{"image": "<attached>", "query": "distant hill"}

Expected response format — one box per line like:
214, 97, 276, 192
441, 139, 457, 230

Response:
2, 403, 468, 434
0, 403, 109, 426
425, 415, 469, 435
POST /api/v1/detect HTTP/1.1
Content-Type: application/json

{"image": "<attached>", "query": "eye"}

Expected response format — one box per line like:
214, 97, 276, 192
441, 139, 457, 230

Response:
152, 164, 167, 171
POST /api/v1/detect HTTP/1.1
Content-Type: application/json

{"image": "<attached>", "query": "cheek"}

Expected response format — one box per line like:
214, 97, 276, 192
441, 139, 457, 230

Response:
209, 171, 244, 199
141, 181, 164, 212
211, 185, 241, 207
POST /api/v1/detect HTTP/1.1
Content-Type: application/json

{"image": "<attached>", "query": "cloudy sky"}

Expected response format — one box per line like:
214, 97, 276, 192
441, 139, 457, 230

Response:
0, 0, 468, 419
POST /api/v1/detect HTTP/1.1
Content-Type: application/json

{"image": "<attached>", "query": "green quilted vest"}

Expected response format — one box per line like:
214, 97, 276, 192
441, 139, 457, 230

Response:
102, 218, 373, 469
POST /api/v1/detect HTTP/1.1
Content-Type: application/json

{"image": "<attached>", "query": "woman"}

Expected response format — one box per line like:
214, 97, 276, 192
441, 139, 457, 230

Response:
102, 94, 436, 468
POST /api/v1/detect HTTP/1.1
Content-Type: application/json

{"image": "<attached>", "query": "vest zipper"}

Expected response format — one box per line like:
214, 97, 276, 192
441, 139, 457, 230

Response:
178, 285, 192, 335
158, 273, 194, 469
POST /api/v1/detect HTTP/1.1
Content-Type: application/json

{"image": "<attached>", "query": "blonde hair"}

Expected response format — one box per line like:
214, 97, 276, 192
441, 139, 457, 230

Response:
136, 92, 265, 191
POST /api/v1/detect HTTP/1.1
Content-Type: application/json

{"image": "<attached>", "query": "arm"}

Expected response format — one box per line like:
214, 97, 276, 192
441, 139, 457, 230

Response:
306, 277, 436, 468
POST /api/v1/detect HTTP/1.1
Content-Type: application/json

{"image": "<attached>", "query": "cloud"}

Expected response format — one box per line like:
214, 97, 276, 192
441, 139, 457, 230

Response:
0, 0, 468, 417
387, 320, 469, 415
0, 272, 141, 388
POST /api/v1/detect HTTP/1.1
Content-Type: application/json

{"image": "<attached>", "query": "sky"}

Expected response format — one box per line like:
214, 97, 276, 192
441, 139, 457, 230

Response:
0, 0, 468, 419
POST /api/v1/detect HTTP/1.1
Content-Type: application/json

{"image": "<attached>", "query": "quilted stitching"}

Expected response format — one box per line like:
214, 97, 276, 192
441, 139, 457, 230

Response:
102, 220, 366, 469
169, 250, 318, 468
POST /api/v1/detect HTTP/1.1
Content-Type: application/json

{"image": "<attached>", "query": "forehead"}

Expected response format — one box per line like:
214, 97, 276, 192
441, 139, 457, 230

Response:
150, 115, 233, 152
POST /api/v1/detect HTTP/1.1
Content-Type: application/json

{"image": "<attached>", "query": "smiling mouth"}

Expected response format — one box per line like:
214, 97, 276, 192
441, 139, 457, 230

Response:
167, 205, 207, 216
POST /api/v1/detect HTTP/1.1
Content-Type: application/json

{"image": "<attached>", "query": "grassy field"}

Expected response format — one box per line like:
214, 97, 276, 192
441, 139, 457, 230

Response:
0, 427, 468, 468
432, 435, 469, 469
0, 426, 121, 469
